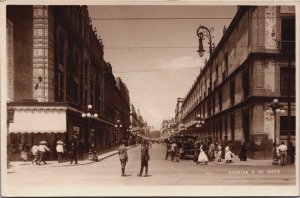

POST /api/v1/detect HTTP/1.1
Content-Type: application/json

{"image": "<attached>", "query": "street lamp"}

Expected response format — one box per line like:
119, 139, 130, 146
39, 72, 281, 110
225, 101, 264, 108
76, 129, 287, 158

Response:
196, 25, 214, 57
194, 114, 205, 141
126, 126, 133, 145
197, 25, 214, 140
115, 120, 123, 145
82, 104, 98, 151
266, 99, 285, 165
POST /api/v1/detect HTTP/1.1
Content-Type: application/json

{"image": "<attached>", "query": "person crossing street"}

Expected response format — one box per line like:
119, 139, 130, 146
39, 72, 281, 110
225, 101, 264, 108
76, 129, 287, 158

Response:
138, 140, 150, 177
118, 140, 129, 177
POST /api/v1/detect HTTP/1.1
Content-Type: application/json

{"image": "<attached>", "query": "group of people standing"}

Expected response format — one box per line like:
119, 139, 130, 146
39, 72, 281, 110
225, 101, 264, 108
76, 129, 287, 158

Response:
27, 135, 85, 165
118, 140, 151, 177
272, 141, 295, 166
193, 141, 236, 165
165, 141, 180, 162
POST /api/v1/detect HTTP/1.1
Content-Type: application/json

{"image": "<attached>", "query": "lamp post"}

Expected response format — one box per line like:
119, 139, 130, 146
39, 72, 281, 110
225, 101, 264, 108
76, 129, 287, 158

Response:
197, 25, 214, 142
196, 25, 214, 57
126, 126, 132, 145
194, 114, 205, 141
115, 120, 123, 145
266, 99, 285, 165
82, 104, 98, 151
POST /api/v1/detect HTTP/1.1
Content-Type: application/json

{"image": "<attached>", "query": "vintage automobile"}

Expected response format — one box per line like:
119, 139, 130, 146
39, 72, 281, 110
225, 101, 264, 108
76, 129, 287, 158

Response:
169, 135, 198, 159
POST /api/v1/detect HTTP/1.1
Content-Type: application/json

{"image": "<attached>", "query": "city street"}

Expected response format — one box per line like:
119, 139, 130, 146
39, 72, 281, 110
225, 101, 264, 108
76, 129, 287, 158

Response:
5, 144, 295, 192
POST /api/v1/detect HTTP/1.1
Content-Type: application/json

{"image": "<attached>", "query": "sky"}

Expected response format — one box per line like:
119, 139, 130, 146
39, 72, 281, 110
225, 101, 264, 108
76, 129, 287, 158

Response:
88, 5, 237, 130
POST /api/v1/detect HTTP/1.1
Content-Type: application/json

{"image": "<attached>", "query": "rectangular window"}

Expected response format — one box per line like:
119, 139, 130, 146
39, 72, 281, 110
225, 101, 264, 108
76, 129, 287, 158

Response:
280, 116, 296, 136
219, 90, 223, 111
281, 18, 295, 52
225, 53, 229, 76
55, 70, 64, 102
216, 66, 219, 85
212, 94, 215, 114
242, 67, 250, 98
58, 35, 64, 65
280, 67, 295, 96
230, 78, 235, 106
230, 112, 235, 141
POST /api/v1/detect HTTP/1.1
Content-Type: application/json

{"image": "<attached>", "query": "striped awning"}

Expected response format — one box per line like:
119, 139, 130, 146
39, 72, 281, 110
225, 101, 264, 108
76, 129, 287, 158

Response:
8, 106, 67, 133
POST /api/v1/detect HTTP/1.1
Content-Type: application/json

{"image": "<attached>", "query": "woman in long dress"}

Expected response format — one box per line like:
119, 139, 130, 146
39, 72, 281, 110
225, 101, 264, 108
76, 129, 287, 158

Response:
197, 145, 208, 165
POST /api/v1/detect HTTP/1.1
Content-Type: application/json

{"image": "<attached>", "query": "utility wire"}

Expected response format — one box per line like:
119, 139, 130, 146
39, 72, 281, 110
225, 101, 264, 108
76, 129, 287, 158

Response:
91, 16, 289, 20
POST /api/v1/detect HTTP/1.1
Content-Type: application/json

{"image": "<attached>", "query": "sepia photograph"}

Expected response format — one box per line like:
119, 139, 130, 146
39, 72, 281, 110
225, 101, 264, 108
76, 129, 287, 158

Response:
1, 0, 299, 197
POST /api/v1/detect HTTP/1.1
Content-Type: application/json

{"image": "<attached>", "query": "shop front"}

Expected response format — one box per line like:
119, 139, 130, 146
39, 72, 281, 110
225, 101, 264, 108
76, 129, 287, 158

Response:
7, 103, 67, 161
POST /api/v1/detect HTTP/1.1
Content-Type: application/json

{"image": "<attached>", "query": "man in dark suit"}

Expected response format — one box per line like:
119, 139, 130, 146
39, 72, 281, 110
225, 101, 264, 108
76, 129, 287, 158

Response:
69, 136, 78, 164
138, 140, 150, 177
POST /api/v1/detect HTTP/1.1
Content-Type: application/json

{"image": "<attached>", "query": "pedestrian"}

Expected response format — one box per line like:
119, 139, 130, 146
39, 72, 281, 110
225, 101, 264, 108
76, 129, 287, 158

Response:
118, 140, 128, 176
63, 142, 70, 161
225, 145, 234, 163
216, 143, 222, 162
278, 141, 287, 166
239, 143, 248, 161
197, 145, 208, 165
31, 143, 39, 165
272, 142, 279, 165
78, 139, 84, 160
69, 139, 78, 164
138, 140, 150, 176
208, 142, 215, 162
221, 142, 226, 159
170, 141, 176, 161
165, 141, 171, 160
38, 140, 50, 165
173, 142, 180, 162
56, 139, 64, 163
20, 144, 29, 162
193, 142, 200, 163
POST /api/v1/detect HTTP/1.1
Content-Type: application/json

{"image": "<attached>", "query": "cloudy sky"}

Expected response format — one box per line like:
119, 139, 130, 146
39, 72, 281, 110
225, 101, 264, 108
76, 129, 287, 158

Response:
88, 5, 237, 129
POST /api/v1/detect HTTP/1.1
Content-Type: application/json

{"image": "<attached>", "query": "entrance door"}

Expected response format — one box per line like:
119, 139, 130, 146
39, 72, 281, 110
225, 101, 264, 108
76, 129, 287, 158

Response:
242, 111, 250, 143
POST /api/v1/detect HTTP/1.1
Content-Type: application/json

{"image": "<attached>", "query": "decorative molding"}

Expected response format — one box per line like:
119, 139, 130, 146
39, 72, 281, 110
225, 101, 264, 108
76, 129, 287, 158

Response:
6, 19, 14, 101
32, 6, 54, 102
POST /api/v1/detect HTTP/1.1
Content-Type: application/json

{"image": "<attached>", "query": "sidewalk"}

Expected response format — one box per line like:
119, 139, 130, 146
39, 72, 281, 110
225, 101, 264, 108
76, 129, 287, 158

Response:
210, 155, 275, 166
8, 145, 138, 169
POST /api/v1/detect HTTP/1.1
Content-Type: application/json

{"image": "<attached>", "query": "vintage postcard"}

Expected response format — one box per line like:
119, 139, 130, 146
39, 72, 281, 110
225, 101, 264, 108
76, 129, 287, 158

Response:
1, 0, 299, 197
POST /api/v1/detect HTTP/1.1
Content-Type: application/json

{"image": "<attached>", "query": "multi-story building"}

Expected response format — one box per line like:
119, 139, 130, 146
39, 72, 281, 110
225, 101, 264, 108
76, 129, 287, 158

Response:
174, 98, 184, 132
180, 6, 295, 159
129, 104, 149, 142
160, 119, 175, 139
6, 5, 130, 159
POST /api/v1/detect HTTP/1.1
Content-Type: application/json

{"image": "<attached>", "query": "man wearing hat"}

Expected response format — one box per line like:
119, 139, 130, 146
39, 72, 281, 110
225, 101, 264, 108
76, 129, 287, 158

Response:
118, 140, 128, 176
138, 140, 150, 177
38, 140, 50, 165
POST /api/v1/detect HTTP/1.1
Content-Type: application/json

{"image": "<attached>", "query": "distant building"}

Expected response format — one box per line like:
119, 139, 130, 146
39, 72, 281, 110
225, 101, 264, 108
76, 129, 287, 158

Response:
180, 6, 295, 159
174, 98, 184, 133
160, 119, 174, 139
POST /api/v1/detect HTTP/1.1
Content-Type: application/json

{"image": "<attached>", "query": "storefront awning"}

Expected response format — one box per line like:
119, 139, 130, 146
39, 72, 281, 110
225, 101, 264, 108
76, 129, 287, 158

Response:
9, 106, 67, 133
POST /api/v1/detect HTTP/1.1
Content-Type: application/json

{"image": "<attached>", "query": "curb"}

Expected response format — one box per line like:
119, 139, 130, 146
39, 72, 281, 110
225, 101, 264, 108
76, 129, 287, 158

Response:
9, 145, 136, 169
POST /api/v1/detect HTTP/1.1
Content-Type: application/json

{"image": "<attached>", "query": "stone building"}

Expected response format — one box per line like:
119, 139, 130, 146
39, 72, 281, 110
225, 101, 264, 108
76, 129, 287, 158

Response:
174, 98, 184, 132
180, 6, 295, 159
6, 5, 130, 160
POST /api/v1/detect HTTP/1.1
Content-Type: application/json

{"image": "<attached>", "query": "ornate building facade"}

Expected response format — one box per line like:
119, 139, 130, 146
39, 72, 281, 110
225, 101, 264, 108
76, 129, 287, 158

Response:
6, 5, 130, 160
180, 6, 295, 159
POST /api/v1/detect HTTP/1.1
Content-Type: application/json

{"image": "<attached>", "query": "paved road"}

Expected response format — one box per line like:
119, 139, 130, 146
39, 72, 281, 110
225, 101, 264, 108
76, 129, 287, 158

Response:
3, 144, 296, 196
